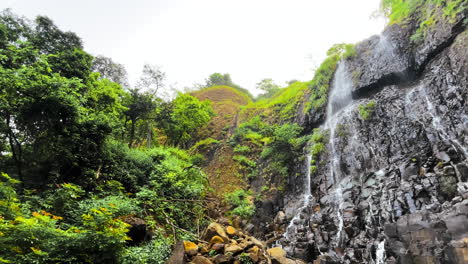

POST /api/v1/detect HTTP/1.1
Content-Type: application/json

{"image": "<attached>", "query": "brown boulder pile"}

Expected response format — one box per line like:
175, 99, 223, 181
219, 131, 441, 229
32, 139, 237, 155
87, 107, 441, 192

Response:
167, 222, 302, 264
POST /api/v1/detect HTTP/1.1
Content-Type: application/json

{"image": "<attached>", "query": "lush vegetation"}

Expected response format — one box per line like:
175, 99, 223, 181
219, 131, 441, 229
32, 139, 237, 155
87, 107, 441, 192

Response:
306, 43, 355, 112
380, 0, 467, 43
358, 100, 377, 120
0, 10, 213, 263
0, 1, 450, 261
224, 189, 255, 218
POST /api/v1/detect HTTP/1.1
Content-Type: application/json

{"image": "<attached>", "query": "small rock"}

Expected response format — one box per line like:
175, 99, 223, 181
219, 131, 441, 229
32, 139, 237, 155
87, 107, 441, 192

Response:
267, 247, 286, 258
225, 244, 243, 254
226, 226, 237, 237
191, 256, 213, 264
210, 236, 225, 244
213, 254, 230, 264
203, 223, 229, 242
166, 241, 185, 264
183, 241, 198, 256
210, 243, 224, 252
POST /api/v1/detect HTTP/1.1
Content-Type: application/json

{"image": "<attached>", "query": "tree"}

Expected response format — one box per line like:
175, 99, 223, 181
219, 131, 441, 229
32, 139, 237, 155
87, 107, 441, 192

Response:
256, 78, 280, 99
122, 89, 159, 147
138, 64, 166, 97
204, 73, 253, 98
162, 93, 214, 147
92, 55, 129, 87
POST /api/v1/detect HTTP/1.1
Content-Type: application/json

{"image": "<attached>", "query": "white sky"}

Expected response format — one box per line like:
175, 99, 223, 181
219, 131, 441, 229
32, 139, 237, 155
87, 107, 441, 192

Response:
2, 0, 386, 95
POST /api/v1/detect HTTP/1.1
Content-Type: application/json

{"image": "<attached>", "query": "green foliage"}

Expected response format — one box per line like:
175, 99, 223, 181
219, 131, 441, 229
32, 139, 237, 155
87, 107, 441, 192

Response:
243, 81, 308, 121
380, 0, 467, 43
0, 173, 131, 264
163, 93, 214, 147
255, 78, 281, 99
119, 229, 171, 264
310, 128, 326, 158
239, 253, 254, 264
189, 138, 220, 153
358, 100, 377, 120
224, 189, 255, 218
233, 145, 251, 154
205, 73, 253, 99
233, 155, 256, 168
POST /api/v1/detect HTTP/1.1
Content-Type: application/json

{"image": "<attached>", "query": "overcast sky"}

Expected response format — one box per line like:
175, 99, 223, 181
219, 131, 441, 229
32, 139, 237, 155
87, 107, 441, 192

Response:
2, 0, 386, 95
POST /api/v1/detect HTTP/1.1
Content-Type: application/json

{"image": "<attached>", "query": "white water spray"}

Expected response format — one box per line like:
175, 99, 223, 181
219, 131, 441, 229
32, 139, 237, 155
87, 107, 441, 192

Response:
284, 153, 313, 240
323, 61, 354, 245
406, 86, 468, 159
376, 240, 386, 264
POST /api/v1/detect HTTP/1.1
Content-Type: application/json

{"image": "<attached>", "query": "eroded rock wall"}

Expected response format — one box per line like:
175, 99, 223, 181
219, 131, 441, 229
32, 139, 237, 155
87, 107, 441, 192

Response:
269, 6, 468, 264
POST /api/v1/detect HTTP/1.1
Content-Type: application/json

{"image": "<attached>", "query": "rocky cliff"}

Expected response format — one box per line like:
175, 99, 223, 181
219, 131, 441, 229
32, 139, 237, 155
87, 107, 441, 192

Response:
263, 4, 468, 264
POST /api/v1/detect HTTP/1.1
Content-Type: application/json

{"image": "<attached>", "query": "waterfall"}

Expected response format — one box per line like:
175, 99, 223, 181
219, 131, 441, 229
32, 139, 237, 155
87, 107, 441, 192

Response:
283, 153, 313, 246
375, 240, 386, 264
280, 60, 355, 255
406, 86, 468, 159
323, 61, 354, 246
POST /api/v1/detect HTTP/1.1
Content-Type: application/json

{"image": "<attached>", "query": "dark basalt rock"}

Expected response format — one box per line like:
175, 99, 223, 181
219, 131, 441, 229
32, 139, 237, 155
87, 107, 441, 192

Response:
256, 6, 468, 264
347, 6, 467, 100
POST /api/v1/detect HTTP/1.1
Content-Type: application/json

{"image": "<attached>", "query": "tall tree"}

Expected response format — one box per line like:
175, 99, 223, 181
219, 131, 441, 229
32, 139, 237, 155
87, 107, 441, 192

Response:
138, 63, 166, 97
256, 78, 280, 99
92, 55, 129, 87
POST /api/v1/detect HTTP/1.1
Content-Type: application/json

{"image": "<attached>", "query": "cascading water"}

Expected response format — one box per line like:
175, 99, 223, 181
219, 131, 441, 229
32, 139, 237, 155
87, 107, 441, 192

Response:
284, 153, 313, 239
406, 85, 468, 159
375, 240, 386, 264
281, 60, 355, 256
281, 152, 314, 254
323, 61, 354, 247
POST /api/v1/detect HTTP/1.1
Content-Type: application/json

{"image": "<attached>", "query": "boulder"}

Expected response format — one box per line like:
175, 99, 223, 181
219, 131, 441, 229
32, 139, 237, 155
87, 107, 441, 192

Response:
190, 256, 213, 264
224, 244, 243, 254
183, 241, 198, 256
203, 223, 229, 242
166, 241, 186, 264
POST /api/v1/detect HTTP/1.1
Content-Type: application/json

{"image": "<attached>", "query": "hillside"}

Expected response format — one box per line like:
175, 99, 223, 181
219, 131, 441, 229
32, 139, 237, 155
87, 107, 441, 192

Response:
1, 1, 467, 264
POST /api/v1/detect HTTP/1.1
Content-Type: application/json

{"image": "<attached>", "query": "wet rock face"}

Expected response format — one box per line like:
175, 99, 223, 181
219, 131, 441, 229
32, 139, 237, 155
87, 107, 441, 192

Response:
269, 11, 468, 264
348, 7, 466, 99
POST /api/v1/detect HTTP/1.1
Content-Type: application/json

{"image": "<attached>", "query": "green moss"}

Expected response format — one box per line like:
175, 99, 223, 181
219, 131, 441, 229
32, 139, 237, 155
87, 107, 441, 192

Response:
342, 44, 357, 59
358, 100, 377, 120
380, 0, 467, 44
306, 43, 355, 113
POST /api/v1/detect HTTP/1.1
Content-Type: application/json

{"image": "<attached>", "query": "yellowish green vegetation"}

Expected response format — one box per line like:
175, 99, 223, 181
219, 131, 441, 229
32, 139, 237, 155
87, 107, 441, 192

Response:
306, 43, 355, 112
358, 100, 377, 120
240, 81, 308, 122
380, 0, 467, 43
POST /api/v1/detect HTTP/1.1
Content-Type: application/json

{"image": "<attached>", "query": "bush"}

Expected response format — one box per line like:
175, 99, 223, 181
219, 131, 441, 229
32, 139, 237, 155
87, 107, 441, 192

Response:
0, 173, 130, 264
358, 100, 376, 120
119, 229, 172, 264
233, 145, 251, 154
225, 190, 255, 218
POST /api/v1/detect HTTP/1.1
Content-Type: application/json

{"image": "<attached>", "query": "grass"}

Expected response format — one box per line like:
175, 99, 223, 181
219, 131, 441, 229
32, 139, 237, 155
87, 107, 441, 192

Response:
240, 81, 308, 122
380, 0, 467, 44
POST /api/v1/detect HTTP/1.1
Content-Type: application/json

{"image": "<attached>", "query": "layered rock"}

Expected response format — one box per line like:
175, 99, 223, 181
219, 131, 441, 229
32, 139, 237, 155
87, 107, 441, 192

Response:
264, 4, 468, 264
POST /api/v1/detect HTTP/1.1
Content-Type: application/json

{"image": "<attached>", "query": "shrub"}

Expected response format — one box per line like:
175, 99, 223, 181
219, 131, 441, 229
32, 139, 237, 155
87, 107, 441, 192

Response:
358, 100, 377, 120
119, 229, 172, 264
233, 145, 251, 154
225, 189, 255, 218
